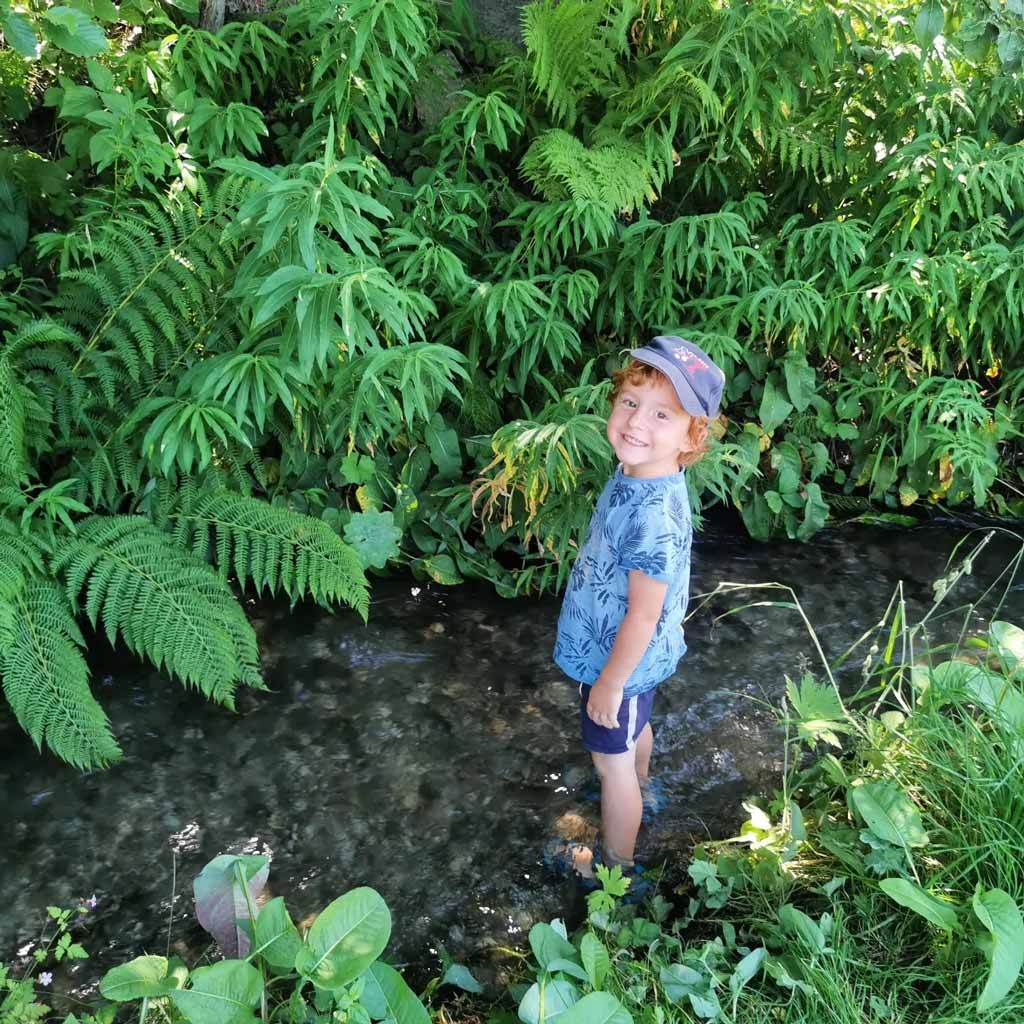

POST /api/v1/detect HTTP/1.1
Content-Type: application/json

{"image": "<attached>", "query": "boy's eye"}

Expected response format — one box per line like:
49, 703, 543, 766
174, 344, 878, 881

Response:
656, 411, 668, 420
621, 397, 637, 408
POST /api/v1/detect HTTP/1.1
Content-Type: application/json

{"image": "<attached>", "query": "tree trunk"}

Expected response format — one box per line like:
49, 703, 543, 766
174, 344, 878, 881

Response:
200, 0, 226, 32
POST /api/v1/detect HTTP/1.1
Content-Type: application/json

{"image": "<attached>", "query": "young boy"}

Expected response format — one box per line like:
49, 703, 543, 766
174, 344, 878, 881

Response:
553, 335, 725, 878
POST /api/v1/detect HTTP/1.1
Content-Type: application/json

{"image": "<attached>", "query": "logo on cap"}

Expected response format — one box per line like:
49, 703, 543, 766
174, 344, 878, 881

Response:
667, 346, 708, 374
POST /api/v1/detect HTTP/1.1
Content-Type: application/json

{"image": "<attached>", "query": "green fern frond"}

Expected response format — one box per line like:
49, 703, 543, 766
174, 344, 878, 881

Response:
520, 130, 658, 213
0, 517, 47, 601
522, 0, 608, 125
52, 515, 264, 706
58, 196, 238, 388
0, 355, 26, 485
0, 578, 121, 769
169, 488, 370, 619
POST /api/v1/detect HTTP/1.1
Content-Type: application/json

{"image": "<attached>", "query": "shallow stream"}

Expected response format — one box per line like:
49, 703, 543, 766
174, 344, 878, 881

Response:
2, 521, 1022, 998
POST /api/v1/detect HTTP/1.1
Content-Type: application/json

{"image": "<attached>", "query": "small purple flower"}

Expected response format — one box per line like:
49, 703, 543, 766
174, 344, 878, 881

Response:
87, 894, 97, 909
39, 972, 53, 987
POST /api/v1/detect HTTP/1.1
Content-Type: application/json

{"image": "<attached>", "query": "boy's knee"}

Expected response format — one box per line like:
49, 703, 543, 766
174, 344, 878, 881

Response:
591, 750, 637, 783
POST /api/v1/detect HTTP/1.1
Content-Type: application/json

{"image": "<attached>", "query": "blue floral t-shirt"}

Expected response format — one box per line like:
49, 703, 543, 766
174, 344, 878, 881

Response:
554, 467, 692, 697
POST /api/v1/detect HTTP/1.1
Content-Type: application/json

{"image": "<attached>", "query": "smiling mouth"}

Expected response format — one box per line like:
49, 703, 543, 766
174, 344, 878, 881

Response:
622, 433, 647, 447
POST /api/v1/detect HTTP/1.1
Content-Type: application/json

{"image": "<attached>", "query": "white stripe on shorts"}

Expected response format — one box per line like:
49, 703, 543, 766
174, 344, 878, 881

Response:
624, 695, 639, 750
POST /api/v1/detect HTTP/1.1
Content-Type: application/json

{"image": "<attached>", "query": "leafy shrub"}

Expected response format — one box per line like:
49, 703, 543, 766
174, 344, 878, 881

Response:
96, 854, 432, 1024
3, 0, 1024, 764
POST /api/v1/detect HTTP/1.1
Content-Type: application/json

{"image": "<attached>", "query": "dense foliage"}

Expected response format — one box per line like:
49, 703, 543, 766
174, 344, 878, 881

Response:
2, 0, 1024, 765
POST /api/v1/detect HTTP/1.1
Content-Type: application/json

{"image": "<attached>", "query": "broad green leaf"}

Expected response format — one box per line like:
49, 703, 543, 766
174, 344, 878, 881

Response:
343, 510, 401, 569
425, 415, 461, 478
440, 964, 483, 993
546, 959, 591, 983
580, 932, 609, 990
783, 353, 816, 412
879, 878, 958, 932
758, 375, 793, 433
788, 801, 806, 842
85, 59, 114, 91
529, 922, 578, 970
557, 991, 633, 1024
360, 962, 429, 1024
797, 482, 829, 541
851, 782, 928, 863
928, 659, 1024, 725
169, 961, 263, 1024
193, 854, 269, 959
2, 11, 39, 57
778, 905, 826, 952
991, 621, 1024, 678
251, 897, 302, 972
729, 947, 766, 1004
295, 887, 390, 990
659, 964, 704, 1003
517, 979, 578, 1024
337, 451, 376, 486
688, 990, 721, 1019
40, 6, 107, 55
421, 553, 463, 585
100, 955, 171, 1001
915, 0, 944, 47
58, 83, 101, 119
973, 888, 1024, 1011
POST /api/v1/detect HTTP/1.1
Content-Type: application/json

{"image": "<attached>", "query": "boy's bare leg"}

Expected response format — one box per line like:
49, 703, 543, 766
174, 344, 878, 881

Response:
634, 723, 653, 782
592, 749, 643, 866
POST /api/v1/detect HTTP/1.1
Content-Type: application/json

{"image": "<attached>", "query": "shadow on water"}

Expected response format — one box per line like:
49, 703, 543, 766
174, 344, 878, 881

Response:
2, 522, 1023, 998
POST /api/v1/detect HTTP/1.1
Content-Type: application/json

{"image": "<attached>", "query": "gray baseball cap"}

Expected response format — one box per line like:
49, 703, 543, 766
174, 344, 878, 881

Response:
629, 335, 726, 418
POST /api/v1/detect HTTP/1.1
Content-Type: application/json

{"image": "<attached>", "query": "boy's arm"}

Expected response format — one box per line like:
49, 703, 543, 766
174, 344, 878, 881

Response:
586, 570, 668, 728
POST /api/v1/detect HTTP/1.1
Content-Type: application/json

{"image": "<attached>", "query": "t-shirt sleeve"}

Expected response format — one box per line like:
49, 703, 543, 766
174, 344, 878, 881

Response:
614, 488, 692, 584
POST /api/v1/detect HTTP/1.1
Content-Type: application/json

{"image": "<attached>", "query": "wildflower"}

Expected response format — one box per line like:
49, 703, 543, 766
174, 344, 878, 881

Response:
39, 972, 53, 987
87, 894, 97, 910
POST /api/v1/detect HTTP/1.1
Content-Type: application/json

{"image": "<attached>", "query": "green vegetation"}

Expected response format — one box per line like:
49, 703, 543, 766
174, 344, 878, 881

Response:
1, 0, 1022, 773
1, 858, 439, 1024
96, 856, 433, 1024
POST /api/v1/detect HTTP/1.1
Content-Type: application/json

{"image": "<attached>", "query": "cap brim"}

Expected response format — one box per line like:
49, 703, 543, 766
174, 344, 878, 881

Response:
629, 348, 707, 417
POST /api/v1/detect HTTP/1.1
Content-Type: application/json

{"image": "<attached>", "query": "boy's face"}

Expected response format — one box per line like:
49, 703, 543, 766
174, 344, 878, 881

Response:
607, 372, 696, 478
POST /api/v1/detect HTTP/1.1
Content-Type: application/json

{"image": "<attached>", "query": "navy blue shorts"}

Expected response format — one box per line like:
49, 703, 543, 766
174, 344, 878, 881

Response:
579, 684, 657, 755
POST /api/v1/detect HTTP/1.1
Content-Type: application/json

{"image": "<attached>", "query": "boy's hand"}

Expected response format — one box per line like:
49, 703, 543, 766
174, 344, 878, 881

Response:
587, 680, 624, 729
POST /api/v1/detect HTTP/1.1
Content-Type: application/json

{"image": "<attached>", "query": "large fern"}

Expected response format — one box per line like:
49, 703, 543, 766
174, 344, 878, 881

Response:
522, 0, 613, 125
0, 578, 121, 769
52, 516, 265, 706
519, 129, 660, 213
0, 518, 120, 768
162, 485, 370, 619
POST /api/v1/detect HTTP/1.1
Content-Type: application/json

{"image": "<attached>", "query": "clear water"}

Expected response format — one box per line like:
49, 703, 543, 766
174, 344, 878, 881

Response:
2, 522, 1022, 997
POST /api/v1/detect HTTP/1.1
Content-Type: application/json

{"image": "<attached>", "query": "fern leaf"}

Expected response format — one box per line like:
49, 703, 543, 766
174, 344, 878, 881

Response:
520, 130, 659, 213
173, 490, 370, 619
52, 516, 264, 706
0, 355, 27, 485
523, 0, 606, 125
0, 578, 121, 769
